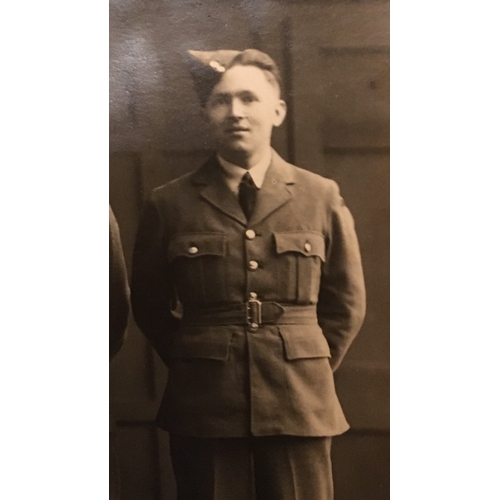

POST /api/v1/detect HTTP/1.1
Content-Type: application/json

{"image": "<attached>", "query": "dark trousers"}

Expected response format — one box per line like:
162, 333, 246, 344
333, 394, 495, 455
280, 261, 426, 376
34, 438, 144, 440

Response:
169, 435, 333, 500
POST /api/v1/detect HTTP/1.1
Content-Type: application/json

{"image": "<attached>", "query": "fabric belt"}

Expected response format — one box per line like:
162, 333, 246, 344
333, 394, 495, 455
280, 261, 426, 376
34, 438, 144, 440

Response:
182, 302, 317, 331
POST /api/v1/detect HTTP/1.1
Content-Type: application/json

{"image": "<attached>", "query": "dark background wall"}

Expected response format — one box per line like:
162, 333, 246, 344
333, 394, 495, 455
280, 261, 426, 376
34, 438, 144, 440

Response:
109, 1, 389, 498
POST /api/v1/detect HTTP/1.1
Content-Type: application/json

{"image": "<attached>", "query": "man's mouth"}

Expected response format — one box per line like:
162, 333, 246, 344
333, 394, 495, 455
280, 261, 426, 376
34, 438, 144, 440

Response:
226, 127, 250, 133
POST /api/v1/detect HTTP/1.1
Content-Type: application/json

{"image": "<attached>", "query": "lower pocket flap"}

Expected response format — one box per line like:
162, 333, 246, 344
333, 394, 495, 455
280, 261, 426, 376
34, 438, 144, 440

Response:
170, 329, 233, 361
279, 325, 331, 360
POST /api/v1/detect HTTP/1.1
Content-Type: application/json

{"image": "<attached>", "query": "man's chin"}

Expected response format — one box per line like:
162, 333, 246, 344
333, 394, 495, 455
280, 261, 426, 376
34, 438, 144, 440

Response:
220, 140, 251, 154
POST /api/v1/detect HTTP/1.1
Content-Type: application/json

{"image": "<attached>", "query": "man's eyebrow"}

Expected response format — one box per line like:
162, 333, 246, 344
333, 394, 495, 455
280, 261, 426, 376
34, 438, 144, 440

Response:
212, 90, 257, 96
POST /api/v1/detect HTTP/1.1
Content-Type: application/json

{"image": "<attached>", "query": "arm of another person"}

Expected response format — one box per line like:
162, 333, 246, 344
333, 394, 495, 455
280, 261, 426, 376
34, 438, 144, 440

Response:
130, 196, 180, 366
317, 181, 366, 372
109, 206, 130, 361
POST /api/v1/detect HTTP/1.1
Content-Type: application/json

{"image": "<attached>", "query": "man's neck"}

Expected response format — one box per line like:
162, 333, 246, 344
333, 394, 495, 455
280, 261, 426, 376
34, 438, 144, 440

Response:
218, 147, 272, 170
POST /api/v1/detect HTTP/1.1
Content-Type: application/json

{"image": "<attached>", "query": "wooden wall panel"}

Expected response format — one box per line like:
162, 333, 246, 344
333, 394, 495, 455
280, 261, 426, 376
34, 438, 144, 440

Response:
139, 150, 212, 199
290, 2, 389, 170
331, 432, 390, 500
321, 50, 389, 150
336, 364, 390, 431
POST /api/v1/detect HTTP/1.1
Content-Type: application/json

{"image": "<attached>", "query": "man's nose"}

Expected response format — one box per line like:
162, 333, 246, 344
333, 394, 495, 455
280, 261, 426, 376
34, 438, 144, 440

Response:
229, 98, 245, 118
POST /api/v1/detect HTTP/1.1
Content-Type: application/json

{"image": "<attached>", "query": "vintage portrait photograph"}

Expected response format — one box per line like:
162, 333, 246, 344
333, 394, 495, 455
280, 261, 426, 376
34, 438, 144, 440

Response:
109, 1, 389, 498
4, 2, 500, 500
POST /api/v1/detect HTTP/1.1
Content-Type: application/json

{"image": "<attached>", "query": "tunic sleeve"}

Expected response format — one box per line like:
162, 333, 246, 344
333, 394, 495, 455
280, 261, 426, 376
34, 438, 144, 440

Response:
317, 181, 366, 372
131, 195, 180, 365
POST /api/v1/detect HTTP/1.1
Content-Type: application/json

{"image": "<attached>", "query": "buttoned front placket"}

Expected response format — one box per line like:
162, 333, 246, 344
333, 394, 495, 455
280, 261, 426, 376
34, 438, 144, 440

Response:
243, 226, 262, 321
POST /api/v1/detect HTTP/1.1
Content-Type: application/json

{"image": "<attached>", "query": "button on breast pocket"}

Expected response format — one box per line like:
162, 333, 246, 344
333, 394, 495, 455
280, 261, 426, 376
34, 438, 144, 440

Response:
274, 232, 326, 303
167, 233, 227, 305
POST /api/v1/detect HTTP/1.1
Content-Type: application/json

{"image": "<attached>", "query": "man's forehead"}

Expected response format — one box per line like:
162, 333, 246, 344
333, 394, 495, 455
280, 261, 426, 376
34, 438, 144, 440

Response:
212, 65, 279, 95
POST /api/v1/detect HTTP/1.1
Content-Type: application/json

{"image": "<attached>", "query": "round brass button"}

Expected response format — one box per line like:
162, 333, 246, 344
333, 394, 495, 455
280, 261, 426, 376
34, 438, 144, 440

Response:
245, 229, 256, 240
188, 246, 198, 255
304, 242, 312, 252
248, 260, 259, 271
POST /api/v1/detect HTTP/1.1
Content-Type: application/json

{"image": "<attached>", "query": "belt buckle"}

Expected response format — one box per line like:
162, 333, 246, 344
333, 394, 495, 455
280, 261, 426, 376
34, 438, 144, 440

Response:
246, 296, 262, 332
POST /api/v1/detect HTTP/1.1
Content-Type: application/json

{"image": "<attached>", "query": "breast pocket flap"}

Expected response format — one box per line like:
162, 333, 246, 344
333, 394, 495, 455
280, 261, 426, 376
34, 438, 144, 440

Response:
274, 232, 326, 262
168, 233, 227, 262
279, 325, 331, 360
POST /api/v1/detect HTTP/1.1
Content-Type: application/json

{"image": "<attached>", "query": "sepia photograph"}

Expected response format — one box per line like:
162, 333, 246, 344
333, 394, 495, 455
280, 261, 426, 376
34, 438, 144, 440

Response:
4, 2, 500, 500
109, 1, 389, 498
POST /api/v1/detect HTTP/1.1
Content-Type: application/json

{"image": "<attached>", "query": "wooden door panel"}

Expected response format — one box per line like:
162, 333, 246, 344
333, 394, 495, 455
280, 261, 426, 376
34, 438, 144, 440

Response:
290, 2, 390, 170
332, 432, 390, 500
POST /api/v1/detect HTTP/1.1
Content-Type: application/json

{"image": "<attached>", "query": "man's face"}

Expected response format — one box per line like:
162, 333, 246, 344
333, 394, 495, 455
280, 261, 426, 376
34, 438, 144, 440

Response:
204, 65, 286, 159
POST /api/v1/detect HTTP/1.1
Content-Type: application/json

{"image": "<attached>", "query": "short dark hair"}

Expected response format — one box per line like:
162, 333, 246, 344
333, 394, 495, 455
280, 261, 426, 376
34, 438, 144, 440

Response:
226, 49, 282, 97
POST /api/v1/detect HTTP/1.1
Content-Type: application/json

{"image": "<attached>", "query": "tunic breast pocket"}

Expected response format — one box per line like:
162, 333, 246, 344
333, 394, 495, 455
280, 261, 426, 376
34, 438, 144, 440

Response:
273, 231, 326, 303
167, 233, 227, 306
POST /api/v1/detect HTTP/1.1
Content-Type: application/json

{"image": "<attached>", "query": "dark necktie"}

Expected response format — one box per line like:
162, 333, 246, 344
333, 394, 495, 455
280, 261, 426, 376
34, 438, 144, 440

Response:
238, 172, 258, 220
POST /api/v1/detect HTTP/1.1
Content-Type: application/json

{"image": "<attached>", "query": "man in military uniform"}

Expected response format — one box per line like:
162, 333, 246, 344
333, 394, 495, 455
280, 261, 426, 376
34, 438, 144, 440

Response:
131, 49, 366, 500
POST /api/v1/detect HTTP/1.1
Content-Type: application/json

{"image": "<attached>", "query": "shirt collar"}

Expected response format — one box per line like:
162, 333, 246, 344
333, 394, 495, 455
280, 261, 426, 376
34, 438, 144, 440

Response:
217, 149, 272, 193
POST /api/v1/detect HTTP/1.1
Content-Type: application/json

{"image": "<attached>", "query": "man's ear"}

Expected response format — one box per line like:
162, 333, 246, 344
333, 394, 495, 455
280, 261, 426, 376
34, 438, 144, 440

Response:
272, 99, 287, 127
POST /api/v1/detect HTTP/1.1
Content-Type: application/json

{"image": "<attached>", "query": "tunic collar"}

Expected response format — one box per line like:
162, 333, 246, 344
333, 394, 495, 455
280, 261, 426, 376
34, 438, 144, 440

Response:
216, 149, 272, 194
191, 150, 296, 227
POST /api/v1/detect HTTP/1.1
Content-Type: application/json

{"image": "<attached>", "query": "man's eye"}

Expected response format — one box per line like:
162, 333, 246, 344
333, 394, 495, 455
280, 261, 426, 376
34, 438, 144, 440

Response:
242, 95, 257, 103
210, 96, 229, 106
